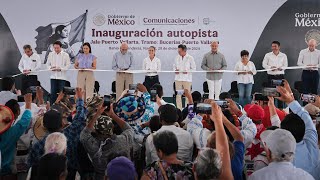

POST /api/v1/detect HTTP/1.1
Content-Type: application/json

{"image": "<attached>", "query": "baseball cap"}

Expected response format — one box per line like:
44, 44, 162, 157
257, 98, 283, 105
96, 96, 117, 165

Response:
94, 115, 114, 136
261, 129, 296, 158
244, 104, 265, 122
106, 156, 136, 180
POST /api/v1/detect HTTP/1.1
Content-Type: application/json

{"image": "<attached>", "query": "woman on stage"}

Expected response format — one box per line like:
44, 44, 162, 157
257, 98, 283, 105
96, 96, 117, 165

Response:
74, 42, 97, 100
234, 50, 256, 106
142, 46, 161, 92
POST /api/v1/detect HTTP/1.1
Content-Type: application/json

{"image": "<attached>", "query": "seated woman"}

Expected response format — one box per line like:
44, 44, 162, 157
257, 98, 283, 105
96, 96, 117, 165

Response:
142, 130, 194, 179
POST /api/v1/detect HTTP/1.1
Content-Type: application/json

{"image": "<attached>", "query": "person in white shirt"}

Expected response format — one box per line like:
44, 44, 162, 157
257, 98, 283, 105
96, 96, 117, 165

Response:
18, 45, 41, 95
249, 129, 314, 180
142, 46, 161, 92
173, 44, 196, 109
46, 41, 70, 104
145, 104, 193, 165
297, 39, 320, 94
262, 41, 288, 86
0, 77, 21, 105
234, 50, 257, 106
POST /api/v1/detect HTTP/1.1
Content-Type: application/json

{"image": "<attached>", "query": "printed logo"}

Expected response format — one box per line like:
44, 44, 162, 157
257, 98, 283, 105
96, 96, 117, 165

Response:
93, 13, 106, 26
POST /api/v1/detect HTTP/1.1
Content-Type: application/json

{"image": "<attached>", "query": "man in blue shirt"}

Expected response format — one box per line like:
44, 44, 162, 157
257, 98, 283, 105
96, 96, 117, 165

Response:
0, 94, 32, 176
28, 88, 86, 179
112, 42, 134, 99
275, 80, 318, 179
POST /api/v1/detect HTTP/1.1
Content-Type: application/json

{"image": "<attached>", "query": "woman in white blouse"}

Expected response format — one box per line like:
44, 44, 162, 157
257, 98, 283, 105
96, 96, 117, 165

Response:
142, 46, 161, 92
234, 50, 257, 106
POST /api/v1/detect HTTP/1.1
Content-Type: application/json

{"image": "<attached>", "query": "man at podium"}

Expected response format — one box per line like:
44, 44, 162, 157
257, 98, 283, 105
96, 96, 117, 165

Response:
112, 42, 134, 99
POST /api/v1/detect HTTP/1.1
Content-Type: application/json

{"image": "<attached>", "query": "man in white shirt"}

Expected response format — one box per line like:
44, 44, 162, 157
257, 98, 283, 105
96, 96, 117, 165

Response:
173, 44, 196, 109
145, 104, 193, 165
0, 77, 20, 105
297, 39, 320, 94
262, 41, 288, 86
249, 129, 314, 180
46, 41, 70, 104
18, 45, 41, 95
142, 46, 161, 92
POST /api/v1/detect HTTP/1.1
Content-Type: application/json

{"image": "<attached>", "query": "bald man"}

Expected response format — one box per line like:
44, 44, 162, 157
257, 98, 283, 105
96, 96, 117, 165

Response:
112, 42, 134, 99
297, 39, 320, 94
201, 41, 227, 100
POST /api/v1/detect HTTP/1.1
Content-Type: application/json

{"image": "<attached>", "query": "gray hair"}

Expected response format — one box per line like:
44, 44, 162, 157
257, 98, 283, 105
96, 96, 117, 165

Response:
44, 132, 67, 154
194, 148, 222, 180
271, 152, 294, 162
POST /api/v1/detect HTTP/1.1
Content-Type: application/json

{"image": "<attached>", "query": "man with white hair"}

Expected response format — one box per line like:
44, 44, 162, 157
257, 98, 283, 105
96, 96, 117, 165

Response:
112, 42, 134, 99
249, 129, 314, 180
297, 39, 320, 94
201, 41, 227, 100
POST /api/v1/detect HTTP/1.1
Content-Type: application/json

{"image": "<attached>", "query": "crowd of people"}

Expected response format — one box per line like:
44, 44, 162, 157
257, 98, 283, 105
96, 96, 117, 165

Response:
0, 38, 320, 180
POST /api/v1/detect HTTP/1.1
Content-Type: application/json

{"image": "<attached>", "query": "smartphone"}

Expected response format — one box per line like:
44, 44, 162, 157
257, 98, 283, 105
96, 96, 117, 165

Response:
128, 84, 137, 94
29, 86, 38, 93
215, 100, 228, 109
262, 88, 280, 97
150, 89, 157, 102
103, 95, 111, 110
254, 93, 269, 101
63, 87, 76, 95
301, 94, 316, 103
194, 103, 212, 114
271, 79, 284, 86
176, 90, 184, 95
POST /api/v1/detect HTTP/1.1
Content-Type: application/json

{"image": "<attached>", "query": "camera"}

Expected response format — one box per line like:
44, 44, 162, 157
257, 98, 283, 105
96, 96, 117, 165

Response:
194, 103, 212, 114
150, 88, 157, 102
301, 94, 316, 103
194, 100, 228, 114
103, 95, 111, 110
262, 88, 280, 97
176, 90, 184, 95
63, 87, 76, 95
128, 84, 137, 94
271, 79, 284, 86
254, 93, 269, 101
215, 100, 228, 109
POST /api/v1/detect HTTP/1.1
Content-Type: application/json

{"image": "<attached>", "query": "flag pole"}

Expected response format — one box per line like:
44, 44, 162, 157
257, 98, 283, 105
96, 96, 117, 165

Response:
82, 10, 88, 44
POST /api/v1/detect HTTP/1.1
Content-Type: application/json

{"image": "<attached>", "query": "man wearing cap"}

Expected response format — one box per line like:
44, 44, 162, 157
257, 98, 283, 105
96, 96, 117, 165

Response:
249, 129, 314, 180
145, 103, 194, 165
80, 100, 135, 180
28, 88, 86, 179
275, 80, 318, 178
0, 94, 32, 176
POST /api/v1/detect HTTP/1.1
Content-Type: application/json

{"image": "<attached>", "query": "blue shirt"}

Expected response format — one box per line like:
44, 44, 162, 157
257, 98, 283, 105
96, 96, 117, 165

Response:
77, 53, 96, 69
28, 99, 86, 169
288, 101, 318, 178
0, 110, 32, 175
231, 141, 245, 180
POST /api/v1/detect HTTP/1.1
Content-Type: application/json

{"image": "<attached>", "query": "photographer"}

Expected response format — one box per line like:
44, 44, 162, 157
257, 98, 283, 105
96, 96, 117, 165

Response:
28, 88, 86, 179
80, 102, 135, 180
275, 80, 318, 178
